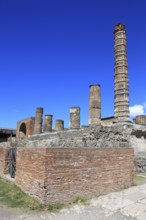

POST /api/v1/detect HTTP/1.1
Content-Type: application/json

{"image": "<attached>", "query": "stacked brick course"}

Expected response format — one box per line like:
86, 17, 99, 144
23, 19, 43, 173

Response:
17, 117, 35, 137
15, 147, 134, 204
0, 147, 9, 176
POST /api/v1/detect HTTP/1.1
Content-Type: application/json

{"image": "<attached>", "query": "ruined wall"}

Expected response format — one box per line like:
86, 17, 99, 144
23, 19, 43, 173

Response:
17, 117, 35, 137
101, 117, 114, 126
0, 147, 9, 176
15, 147, 134, 205
2, 123, 146, 204
135, 115, 146, 125
129, 126, 146, 172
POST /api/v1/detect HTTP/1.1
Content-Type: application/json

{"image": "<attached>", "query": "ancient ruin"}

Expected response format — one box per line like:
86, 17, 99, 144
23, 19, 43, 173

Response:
70, 107, 80, 129
89, 84, 101, 125
33, 107, 44, 134
43, 114, 53, 132
0, 128, 16, 142
0, 23, 146, 205
55, 119, 64, 131
114, 23, 130, 123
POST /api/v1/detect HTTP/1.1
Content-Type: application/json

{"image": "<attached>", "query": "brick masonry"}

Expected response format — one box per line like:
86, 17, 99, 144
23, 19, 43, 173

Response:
15, 147, 134, 205
0, 147, 9, 176
17, 117, 35, 137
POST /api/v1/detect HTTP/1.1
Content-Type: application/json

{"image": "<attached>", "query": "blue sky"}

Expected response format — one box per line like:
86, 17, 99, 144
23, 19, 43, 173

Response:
0, 0, 146, 129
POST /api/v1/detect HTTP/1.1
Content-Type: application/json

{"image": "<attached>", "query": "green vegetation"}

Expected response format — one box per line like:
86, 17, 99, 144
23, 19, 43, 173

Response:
2, 173, 146, 211
0, 177, 44, 210
0, 177, 65, 211
47, 203, 64, 211
0, 177, 88, 211
72, 196, 86, 204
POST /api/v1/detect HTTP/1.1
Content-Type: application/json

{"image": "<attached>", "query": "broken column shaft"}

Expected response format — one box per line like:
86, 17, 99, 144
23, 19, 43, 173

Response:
89, 84, 101, 125
33, 107, 43, 134
43, 114, 53, 132
114, 23, 130, 122
55, 120, 64, 131
70, 107, 80, 129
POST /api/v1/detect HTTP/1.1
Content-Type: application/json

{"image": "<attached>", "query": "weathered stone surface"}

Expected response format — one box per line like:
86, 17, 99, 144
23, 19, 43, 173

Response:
55, 120, 64, 131
69, 107, 80, 129
135, 156, 146, 173
89, 84, 101, 125
135, 115, 146, 125
43, 114, 53, 132
33, 107, 43, 134
1, 124, 146, 150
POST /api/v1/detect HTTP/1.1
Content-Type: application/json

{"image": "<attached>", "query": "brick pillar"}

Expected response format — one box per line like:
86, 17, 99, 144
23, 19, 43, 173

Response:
114, 23, 130, 123
89, 84, 101, 125
33, 107, 43, 134
70, 107, 80, 129
55, 120, 64, 131
43, 115, 53, 132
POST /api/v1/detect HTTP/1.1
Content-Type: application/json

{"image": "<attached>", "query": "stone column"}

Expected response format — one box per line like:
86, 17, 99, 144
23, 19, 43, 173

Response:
43, 114, 53, 132
89, 84, 101, 125
33, 107, 43, 134
70, 107, 80, 129
55, 120, 64, 131
114, 23, 130, 122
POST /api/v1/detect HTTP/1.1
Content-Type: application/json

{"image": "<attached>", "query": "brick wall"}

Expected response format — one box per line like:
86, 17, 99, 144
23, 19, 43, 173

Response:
17, 117, 35, 137
0, 147, 9, 176
15, 147, 134, 204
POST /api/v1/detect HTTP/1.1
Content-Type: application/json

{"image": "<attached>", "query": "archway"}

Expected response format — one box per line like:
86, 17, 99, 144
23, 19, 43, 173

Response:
19, 123, 26, 137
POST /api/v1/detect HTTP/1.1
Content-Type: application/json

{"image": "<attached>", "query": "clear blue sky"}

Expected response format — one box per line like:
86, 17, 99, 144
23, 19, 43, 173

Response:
0, 0, 146, 129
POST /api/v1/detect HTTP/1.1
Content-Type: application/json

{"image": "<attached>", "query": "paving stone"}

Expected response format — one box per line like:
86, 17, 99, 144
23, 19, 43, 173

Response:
138, 198, 146, 205
138, 184, 146, 190
91, 196, 134, 211
125, 192, 146, 202
121, 203, 146, 217
123, 186, 140, 196
137, 212, 146, 220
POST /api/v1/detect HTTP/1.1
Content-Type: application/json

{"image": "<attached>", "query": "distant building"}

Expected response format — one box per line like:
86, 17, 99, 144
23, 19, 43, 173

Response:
0, 128, 16, 142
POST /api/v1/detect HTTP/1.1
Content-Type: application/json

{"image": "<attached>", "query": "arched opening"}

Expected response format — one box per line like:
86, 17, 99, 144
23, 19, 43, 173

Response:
19, 123, 26, 137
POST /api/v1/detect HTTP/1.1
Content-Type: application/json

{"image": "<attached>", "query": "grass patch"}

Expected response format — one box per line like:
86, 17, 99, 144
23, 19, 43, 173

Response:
0, 177, 65, 212
133, 173, 146, 186
48, 203, 64, 211
0, 177, 44, 210
72, 196, 86, 204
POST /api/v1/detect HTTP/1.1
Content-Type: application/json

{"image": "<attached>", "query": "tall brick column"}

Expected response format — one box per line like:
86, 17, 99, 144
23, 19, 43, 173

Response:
114, 23, 130, 123
33, 107, 43, 134
43, 114, 53, 132
89, 84, 101, 125
69, 107, 80, 129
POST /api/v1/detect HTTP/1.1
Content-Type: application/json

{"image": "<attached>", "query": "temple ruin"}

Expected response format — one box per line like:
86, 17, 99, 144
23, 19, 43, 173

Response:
0, 23, 146, 205
114, 23, 130, 123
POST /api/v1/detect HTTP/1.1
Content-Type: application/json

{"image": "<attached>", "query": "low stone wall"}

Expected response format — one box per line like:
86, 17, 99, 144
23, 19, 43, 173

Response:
135, 156, 146, 173
0, 147, 9, 176
15, 147, 134, 205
